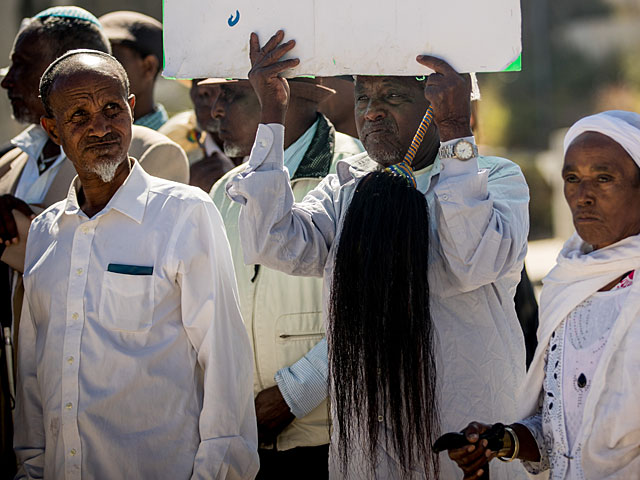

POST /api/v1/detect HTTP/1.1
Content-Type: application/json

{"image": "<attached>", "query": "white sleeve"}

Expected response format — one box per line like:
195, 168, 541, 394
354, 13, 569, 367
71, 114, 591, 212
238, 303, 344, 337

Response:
433, 145, 529, 293
226, 124, 340, 277
171, 199, 259, 480
13, 294, 45, 479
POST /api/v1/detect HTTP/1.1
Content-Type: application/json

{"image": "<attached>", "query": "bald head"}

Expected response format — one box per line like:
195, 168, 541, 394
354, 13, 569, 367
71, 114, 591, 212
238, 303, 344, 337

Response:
40, 49, 129, 117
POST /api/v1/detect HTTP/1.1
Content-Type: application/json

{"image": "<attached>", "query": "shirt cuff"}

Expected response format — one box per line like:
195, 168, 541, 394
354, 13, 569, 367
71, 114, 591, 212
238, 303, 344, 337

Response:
247, 123, 285, 170
274, 339, 328, 419
225, 123, 285, 205
438, 135, 479, 178
517, 415, 550, 474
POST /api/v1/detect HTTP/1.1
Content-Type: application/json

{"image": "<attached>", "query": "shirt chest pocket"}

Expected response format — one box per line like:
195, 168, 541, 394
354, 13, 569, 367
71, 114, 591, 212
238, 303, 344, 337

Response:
99, 271, 155, 332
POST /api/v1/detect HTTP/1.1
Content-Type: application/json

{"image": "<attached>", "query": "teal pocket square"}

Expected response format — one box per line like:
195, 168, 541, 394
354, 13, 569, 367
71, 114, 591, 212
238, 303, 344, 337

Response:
107, 264, 154, 275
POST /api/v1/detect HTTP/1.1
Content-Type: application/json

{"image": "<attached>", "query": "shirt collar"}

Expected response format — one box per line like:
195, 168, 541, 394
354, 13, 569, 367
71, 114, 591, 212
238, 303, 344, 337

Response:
11, 124, 51, 159
64, 159, 150, 223
134, 104, 169, 130
283, 117, 319, 178
336, 153, 443, 191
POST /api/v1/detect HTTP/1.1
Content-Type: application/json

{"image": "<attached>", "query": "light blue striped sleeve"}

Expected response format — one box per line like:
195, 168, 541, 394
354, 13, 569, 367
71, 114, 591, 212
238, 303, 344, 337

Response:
274, 339, 328, 418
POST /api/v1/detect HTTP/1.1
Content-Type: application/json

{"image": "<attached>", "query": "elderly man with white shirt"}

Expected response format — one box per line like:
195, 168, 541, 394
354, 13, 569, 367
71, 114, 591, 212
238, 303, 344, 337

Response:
0, 9, 188, 474
13, 50, 258, 480
227, 31, 529, 479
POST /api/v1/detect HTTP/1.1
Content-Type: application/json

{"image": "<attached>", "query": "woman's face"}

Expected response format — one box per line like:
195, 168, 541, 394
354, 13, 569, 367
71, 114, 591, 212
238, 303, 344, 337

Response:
563, 131, 640, 250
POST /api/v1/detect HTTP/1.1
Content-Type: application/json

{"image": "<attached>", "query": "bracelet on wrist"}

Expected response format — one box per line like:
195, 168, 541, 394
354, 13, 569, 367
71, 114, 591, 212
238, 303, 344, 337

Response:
497, 425, 519, 462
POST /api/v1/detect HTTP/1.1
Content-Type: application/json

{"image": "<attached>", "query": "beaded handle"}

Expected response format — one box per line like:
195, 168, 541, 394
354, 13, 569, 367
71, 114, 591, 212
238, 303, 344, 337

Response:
385, 105, 435, 187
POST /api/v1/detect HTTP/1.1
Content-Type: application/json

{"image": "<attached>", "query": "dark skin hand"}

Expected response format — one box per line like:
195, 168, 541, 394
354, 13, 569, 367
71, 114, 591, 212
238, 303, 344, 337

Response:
448, 422, 540, 479
254, 385, 295, 445
0, 195, 35, 247
247, 30, 300, 125
416, 55, 473, 143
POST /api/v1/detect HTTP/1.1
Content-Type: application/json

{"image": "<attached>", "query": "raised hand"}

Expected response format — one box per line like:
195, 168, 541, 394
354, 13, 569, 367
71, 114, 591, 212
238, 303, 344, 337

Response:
248, 30, 300, 125
416, 55, 472, 142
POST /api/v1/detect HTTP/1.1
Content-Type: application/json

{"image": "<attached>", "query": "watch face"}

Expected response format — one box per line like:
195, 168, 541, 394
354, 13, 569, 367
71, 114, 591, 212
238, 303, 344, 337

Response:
454, 140, 474, 160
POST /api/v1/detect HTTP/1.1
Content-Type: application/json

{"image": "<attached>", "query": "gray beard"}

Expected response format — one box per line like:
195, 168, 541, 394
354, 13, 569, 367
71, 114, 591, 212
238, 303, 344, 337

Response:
223, 142, 248, 158
367, 150, 403, 168
89, 159, 121, 183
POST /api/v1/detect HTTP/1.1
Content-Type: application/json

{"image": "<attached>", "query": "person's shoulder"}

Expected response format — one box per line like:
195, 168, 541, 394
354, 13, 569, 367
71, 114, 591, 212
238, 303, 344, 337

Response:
209, 162, 248, 196
478, 154, 525, 179
146, 174, 213, 206
30, 199, 66, 232
158, 110, 196, 134
157, 111, 200, 153
0, 146, 25, 171
131, 125, 189, 182
333, 132, 365, 160
0, 142, 15, 159
131, 124, 179, 151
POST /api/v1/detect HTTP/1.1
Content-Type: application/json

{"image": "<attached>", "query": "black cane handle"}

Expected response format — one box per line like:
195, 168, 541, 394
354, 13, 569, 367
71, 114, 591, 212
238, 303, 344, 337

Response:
432, 423, 506, 480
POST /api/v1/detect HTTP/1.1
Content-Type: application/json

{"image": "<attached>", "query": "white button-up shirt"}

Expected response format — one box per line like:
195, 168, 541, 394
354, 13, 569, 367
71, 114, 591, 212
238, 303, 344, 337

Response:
227, 124, 530, 479
15, 161, 258, 479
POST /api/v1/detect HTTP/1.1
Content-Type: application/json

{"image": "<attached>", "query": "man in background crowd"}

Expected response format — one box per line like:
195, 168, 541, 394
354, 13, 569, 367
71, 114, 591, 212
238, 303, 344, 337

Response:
209, 75, 362, 479
160, 79, 238, 191
99, 11, 168, 130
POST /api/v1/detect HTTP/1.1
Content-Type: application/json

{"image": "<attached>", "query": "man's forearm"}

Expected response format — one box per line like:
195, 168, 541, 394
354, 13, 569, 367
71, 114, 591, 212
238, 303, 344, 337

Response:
275, 339, 328, 418
433, 152, 529, 290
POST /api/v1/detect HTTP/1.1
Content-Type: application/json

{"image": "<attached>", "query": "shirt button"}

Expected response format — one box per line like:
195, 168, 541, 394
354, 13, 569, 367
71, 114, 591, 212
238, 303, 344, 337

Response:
76, 268, 83, 275
70, 448, 77, 456
67, 356, 74, 365
259, 139, 268, 148
71, 313, 79, 320
65, 402, 73, 410
82, 226, 90, 234
442, 194, 449, 201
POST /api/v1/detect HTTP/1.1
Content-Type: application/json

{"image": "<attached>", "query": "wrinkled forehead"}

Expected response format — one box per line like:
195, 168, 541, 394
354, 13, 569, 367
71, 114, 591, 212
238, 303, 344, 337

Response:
51, 68, 127, 104
55, 55, 126, 87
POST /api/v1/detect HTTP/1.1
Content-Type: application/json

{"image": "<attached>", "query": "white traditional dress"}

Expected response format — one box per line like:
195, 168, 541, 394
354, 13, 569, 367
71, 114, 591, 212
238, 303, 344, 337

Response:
517, 109, 640, 480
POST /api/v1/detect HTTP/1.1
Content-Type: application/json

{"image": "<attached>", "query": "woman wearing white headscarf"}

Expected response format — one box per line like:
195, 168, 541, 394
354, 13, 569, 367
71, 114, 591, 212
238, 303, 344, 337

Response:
446, 110, 640, 479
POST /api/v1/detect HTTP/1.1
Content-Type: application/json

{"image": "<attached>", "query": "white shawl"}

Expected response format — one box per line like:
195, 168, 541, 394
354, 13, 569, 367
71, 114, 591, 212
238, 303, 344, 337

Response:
518, 232, 640, 417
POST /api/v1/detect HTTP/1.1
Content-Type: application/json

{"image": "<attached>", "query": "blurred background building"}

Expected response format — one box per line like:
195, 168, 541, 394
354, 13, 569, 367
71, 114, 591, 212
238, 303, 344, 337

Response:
2, 0, 640, 287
